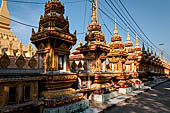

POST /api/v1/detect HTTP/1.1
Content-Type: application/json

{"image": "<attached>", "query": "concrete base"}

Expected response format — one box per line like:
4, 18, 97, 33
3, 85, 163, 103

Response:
43, 100, 89, 113
93, 91, 119, 102
133, 83, 144, 89
119, 87, 133, 95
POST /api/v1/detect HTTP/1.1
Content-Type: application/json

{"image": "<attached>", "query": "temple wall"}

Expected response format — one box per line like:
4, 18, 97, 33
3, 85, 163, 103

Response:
0, 81, 39, 107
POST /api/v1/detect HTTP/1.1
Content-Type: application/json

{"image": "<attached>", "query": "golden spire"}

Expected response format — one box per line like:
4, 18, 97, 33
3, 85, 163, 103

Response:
154, 48, 157, 56
28, 40, 32, 51
136, 33, 139, 46
127, 25, 130, 41
0, 0, 11, 26
25, 41, 33, 57
6, 40, 14, 56
16, 40, 23, 56
79, 40, 83, 46
96, 0, 99, 24
19, 40, 22, 50
91, 0, 97, 24
142, 42, 145, 51
35, 47, 38, 53
114, 16, 118, 34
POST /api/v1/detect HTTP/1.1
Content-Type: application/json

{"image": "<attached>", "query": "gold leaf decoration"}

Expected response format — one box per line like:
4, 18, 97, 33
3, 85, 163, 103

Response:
71, 61, 77, 70
78, 61, 83, 69
28, 56, 37, 69
15, 54, 26, 68
59, 43, 69, 51
83, 61, 87, 70
0, 53, 10, 68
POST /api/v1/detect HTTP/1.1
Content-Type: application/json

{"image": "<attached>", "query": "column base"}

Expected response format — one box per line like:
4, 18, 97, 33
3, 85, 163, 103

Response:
43, 100, 89, 113
93, 91, 119, 102
119, 87, 133, 95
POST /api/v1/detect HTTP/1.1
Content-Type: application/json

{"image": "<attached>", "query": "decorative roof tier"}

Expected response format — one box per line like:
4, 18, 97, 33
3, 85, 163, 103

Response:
31, 0, 76, 46
45, 0, 64, 15
135, 34, 141, 51
125, 26, 133, 47
85, 0, 105, 44
109, 16, 125, 51
70, 41, 84, 60
111, 17, 122, 42
81, 0, 109, 54
107, 16, 127, 58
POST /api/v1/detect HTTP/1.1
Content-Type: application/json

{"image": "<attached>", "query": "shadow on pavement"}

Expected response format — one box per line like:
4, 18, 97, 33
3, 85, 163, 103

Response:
100, 82, 170, 113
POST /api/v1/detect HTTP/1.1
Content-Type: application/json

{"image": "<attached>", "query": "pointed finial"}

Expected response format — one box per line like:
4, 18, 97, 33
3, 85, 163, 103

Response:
127, 25, 130, 41
79, 40, 83, 46
73, 30, 77, 37
136, 33, 139, 46
66, 16, 68, 21
40, 15, 43, 20
35, 47, 38, 53
6, 40, 14, 56
147, 47, 149, 53
107, 42, 111, 47
19, 40, 22, 44
142, 42, 145, 51
91, 0, 97, 24
19, 40, 23, 51
28, 40, 32, 50
151, 47, 153, 54
9, 40, 12, 50
96, 0, 99, 24
154, 48, 157, 56
32, 29, 35, 36
114, 16, 118, 34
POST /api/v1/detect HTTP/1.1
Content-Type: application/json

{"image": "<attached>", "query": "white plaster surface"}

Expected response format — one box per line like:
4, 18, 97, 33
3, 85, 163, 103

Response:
43, 100, 89, 113
119, 87, 133, 95
93, 91, 119, 102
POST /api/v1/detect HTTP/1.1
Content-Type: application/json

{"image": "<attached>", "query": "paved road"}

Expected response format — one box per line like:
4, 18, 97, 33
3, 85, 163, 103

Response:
101, 81, 170, 113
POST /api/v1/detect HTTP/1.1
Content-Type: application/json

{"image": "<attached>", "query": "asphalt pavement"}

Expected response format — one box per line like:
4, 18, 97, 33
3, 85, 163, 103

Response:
101, 80, 170, 113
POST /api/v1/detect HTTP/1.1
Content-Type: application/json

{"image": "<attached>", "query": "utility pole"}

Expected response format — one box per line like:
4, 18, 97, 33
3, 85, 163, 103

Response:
96, 0, 99, 24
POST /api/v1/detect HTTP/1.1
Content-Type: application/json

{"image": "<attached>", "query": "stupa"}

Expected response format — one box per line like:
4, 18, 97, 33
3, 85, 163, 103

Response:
30, 0, 89, 112
80, 0, 114, 102
0, 0, 33, 57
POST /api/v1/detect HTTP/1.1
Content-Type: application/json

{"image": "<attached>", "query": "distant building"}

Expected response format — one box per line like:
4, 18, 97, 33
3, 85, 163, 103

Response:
0, 0, 34, 57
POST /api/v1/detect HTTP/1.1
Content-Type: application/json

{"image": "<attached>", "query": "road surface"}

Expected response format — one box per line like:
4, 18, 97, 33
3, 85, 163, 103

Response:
101, 81, 170, 113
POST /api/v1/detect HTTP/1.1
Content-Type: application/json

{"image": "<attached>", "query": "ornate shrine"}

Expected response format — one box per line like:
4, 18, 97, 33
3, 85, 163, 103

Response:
30, 0, 87, 110
124, 27, 141, 87
107, 17, 129, 88
80, 0, 112, 90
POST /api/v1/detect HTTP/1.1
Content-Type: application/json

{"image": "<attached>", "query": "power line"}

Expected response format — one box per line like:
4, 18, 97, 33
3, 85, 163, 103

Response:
0, 15, 38, 28
83, 0, 88, 33
7, 0, 86, 4
118, 0, 170, 61
113, 0, 142, 40
102, 0, 147, 45
99, 12, 112, 36
0, 14, 86, 35
118, 0, 156, 49
98, 7, 137, 42
106, 0, 151, 48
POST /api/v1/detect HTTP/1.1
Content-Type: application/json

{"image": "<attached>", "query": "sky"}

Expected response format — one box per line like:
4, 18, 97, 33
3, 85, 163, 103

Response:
1, 0, 170, 61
